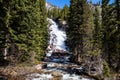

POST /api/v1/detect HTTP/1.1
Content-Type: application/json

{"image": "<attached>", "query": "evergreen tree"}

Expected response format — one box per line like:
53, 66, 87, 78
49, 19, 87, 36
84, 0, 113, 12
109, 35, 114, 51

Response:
83, 2, 95, 56
102, 0, 120, 72
0, 0, 11, 61
67, 0, 83, 62
47, 7, 60, 19
60, 5, 69, 20
114, 0, 120, 72
37, 0, 48, 60
67, 0, 94, 62
92, 6, 102, 56
94, 6, 102, 43
47, 10, 53, 18
52, 7, 61, 19
0, 0, 48, 64
102, 0, 110, 63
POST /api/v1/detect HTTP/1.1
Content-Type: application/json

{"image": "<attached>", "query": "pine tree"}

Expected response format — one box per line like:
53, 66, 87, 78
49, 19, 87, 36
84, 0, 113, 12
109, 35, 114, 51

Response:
7, 0, 38, 63
67, 0, 83, 62
60, 5, 69, 20
67, 0, 95, 62
82, 1, 94, 56
102, 0, 110, 63
114, 0, 120, 72
102, 0, 120, 72
35, 0, 48, 60
47, 10, 53, 18
93, 6, 102, 56
0, 0, 11, 61
0, 0, 48, 64
94, 6, 102, 43
52, 7, 60, 19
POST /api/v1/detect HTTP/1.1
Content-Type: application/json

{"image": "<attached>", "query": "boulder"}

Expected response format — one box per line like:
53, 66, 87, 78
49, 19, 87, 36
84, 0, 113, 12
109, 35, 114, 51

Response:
10, 71, 17, 76
35, 64, 47, 70
42, 64, 47, 69
51, 72, 62, 77
35, 64, 42, 70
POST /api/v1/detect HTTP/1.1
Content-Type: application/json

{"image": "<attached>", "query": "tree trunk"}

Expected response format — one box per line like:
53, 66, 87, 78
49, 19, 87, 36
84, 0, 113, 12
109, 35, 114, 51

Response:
4, 48, 7, 59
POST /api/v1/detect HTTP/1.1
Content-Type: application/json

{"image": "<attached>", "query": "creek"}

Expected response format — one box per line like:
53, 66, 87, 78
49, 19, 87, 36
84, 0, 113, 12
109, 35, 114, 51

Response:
26, 18, 93, 80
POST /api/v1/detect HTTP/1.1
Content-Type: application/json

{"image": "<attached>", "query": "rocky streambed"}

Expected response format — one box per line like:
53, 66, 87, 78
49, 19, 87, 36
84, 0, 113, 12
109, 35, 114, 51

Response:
0, 62, 94, 80
23, 18, 94, 80
26, 62, 94, 80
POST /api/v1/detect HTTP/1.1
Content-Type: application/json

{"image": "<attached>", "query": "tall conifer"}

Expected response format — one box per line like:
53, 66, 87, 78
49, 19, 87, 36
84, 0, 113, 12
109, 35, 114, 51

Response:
67, 0, 95, 62
60, 5, 69, 20
0, 0, 48, 63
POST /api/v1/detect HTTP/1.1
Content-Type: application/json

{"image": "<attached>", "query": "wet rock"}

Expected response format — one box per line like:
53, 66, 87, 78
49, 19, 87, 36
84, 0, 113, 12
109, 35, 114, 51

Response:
73, 68, 86, 75
42, 64, 47, 69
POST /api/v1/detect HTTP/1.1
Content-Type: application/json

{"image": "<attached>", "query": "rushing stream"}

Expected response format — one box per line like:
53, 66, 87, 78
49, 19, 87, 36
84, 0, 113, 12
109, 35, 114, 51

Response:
26, 19, 93, 80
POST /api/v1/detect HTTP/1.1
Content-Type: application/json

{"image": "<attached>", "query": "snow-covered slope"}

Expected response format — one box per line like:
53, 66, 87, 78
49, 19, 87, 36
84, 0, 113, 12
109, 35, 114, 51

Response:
46, 2, 53, 10
46, 2, 59, 11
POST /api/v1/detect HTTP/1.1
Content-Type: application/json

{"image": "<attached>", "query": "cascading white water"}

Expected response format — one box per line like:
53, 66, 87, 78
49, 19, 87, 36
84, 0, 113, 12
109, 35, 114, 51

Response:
46, 18, 68, 57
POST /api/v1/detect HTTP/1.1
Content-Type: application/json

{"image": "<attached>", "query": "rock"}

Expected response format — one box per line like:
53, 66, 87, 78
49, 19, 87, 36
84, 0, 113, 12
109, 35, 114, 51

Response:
44, 56, 53, 62
52, 72, 62, 77
55, 63, 62, 68
53, 77, 62, 80
35, 64, 47, 70
10, 71, 17, 76
42, 64, 47, 69
35, 64, 42, 70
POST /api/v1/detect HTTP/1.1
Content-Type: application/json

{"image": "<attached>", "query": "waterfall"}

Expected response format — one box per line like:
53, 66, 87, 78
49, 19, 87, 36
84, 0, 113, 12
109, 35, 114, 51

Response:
46, 18, 68, 57
46, 19, 67, 56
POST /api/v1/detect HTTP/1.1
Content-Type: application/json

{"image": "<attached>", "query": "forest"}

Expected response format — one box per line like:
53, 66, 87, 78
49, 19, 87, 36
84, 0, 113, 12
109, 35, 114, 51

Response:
0, 0, 119, 80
